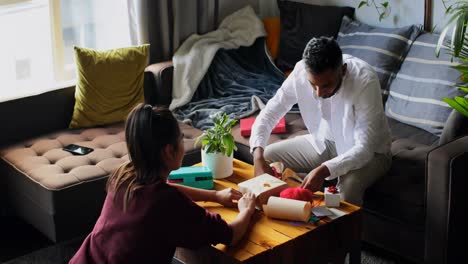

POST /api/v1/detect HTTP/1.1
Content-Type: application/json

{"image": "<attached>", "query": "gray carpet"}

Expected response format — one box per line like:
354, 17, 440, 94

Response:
3, 237, 401, 264
2, 236, 83, 264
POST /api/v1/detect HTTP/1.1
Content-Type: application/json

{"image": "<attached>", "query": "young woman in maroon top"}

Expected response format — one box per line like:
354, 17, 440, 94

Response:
69, 104, 256, 264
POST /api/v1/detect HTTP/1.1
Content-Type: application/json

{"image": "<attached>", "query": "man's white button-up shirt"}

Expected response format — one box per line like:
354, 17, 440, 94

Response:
250, 55, 392, 180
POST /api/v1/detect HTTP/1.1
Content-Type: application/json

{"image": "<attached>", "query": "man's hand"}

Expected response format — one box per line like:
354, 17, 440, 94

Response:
300, 164, 331, 192
215, 188, 243, 207
253, 147, 274, 176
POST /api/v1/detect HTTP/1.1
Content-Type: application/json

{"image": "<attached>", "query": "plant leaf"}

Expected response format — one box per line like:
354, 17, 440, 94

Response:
455, 85, 468, 92
443, 97, 468, 117
358, 1, 368, 8
221, 113, 228, 126
379, 12, 386, 22
206, 144, 215, 154
452, 12, 468, 57
381, 2, 388, 8
222, 134, 234, 156
452, 64, 468, 73
437, 26, 450, 57
455, 96, 468, 108
446, 6, 452, 15
228, 119, 238, 128
194, 134, 204, 148
458, 55, 468, 63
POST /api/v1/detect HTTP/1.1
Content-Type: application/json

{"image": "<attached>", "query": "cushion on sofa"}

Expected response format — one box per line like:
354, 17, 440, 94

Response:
70, 45, 149, 129
385, 33, 466, 137
276, 0, 354, 72
364, 138, 431, 226
387, 117, 439, 146
337, 16, 422, 102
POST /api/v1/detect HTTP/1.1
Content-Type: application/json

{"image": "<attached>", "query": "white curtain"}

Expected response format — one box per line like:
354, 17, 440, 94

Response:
127, 0, 149, 45
127, 0, 218, 63
258, 0, 279, 18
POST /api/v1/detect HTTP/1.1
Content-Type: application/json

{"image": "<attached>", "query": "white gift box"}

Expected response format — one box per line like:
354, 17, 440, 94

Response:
324, 187, 341, 207
238, 173, 288, 206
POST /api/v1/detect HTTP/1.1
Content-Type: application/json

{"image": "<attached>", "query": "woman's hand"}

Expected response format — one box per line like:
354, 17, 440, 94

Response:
229, 192, 256, 245
237, 192, 256, 214
215, 188, 243, 207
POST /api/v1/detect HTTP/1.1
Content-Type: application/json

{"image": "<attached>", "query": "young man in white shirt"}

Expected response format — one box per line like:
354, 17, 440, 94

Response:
250, 37, 392, 206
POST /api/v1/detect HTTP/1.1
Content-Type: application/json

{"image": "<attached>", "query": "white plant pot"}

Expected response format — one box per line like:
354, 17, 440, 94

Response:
201, 149, 233, 179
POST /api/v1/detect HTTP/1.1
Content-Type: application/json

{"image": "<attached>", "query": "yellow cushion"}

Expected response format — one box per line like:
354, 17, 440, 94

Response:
69, 44, 149, 129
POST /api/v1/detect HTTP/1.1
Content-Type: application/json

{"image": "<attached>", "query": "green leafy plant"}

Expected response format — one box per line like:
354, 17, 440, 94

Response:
195, 112, 238, 156
437, 1, 468, 117
436, 1, 468, 58
358, 0, 390, 21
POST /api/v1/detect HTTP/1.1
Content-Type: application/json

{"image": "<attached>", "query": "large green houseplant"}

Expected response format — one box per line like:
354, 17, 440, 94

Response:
195, 112, 238, 179
437, 1, 468, 117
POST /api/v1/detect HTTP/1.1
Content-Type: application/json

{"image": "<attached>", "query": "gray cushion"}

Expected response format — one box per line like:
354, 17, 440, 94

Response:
337, 16, 421, 101
276, 0, 354, 72
385, 33, 467, 137
388, 117, 439, 146
364, 139, 432, 226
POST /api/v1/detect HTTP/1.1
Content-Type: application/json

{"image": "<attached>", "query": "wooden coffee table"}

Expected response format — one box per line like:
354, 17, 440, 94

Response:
175, 159, 361, 264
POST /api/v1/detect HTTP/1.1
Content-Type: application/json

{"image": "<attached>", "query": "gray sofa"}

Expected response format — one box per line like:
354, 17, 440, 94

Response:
143, 33, 468, 264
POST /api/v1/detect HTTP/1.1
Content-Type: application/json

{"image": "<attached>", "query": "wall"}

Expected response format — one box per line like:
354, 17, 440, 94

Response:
290, 0, 424, 28
247, 0, 462, 33
433, 0, 454, 33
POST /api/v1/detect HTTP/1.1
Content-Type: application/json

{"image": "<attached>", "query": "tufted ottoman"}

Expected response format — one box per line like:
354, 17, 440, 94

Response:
0, 122, 202, 242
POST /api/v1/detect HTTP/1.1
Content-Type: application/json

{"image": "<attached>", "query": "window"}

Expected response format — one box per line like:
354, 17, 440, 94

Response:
0, 0, 131, 102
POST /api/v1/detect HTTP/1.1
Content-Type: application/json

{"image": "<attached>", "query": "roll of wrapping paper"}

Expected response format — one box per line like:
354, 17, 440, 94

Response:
262, 196, 312, 222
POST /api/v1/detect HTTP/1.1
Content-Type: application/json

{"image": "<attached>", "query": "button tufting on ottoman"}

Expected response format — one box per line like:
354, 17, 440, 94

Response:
0, 122, 202, 242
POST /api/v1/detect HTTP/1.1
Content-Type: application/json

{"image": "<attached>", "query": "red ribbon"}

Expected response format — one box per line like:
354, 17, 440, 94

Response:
327, 186, 338, 194
270, 166, 281, 179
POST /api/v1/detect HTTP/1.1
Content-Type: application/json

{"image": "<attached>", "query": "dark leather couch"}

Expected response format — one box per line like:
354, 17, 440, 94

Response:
143, 60, 468, 264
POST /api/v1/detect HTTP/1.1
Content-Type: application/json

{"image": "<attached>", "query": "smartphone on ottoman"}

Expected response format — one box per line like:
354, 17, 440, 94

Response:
63, 144, 94, 155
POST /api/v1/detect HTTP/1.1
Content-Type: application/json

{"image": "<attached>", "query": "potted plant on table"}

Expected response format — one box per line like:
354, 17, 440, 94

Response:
195, 112, 238, 179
